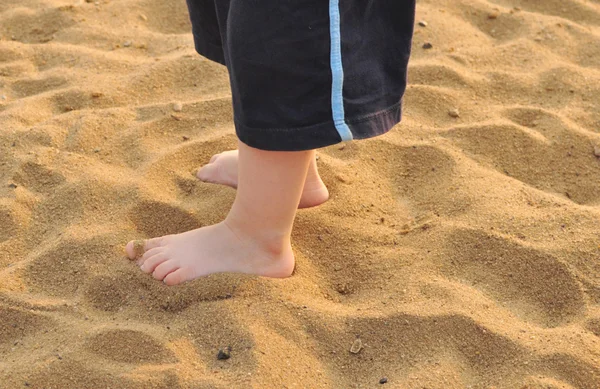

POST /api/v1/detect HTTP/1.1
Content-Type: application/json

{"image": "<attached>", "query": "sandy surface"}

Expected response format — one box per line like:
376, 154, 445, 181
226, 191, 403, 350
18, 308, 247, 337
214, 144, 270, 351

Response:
1, 0, 600, 388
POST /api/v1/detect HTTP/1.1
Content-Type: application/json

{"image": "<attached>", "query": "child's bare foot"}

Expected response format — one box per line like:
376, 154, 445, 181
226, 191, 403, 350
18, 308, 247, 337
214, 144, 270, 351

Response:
126, 141, 312, 285
196, 150, 329, 208
125, 221, 295, 286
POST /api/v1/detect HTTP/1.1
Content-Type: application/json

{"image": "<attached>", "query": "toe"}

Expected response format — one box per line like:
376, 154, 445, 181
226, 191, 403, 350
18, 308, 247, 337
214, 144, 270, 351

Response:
127, 237, 165, 260
140, 252, 170, 274
209, 153, 221, 164
196, 163, 221, 182
140, 247, 164, 263
144, 237, 165, 251
126, 239, 157, 260
125, 241, 137, 259
153, 260, 180, 281
163, 268, 189, 286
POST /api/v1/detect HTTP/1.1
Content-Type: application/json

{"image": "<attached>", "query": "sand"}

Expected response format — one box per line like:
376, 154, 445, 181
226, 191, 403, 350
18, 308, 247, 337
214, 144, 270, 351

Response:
1, 0, 600, 388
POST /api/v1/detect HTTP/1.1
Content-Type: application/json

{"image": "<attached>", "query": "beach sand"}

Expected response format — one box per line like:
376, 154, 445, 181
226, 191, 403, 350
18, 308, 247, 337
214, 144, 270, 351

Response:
1, 0, 600, 387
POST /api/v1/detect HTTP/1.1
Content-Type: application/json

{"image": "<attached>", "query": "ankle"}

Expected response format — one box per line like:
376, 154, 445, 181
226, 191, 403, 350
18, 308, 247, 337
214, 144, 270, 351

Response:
221, 217, 291, 259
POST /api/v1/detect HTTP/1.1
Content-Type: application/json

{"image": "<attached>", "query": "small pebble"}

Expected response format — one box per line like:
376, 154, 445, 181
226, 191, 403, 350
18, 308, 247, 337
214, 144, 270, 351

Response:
139, 14, 148, 21
217, 346, 231, 360
182, 135, 190, 141
173, 102, 183, 112
448, 108, 460, 118
336, 173, 350, 183
379, 377, 388, 384
1, 95, 6, 100
422, 42, 433, 49
8, 183, 17, 189
91, 92, 103, 98
93, 148, 101, 153
123, 41, 132, 47
488, 11, 499, 19
418, 20, 428, 27
350, 338, 363, 354
594, 145, 600, 158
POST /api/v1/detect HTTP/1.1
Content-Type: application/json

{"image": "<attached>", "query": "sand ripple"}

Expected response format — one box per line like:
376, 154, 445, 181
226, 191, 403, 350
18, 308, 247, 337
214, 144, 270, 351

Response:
1, 0, 600, 387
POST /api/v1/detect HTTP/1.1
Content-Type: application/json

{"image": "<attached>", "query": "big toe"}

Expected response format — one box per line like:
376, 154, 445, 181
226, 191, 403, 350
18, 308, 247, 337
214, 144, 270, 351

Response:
209, 153, 222, 164
125, 240, 145, 260
163, 268, 188, 286
196, 163, 221, 182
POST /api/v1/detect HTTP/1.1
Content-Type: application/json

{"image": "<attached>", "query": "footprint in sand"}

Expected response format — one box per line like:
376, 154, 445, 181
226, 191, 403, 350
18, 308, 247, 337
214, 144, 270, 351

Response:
440, 228, 585, 328
0, 306, 54, 348
443, 110, 600, 205
0, 202, 17, 243
10, 76, 68, 98
12, 161, 65, 193
25, 235, 120, 298
85, 329, 176, 364
129, 200, 202, 238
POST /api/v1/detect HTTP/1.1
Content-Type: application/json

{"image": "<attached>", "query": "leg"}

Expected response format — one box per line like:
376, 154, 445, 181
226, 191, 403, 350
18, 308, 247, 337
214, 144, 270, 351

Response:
125, 141, 312, 285
196, 150, 329, 208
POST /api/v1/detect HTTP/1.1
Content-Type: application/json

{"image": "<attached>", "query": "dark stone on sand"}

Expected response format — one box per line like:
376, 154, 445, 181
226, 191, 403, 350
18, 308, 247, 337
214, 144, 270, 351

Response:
422, 42, 433, 49
379, 377, 388, 384
8, 183, 17, 188
217, 346, 231, 360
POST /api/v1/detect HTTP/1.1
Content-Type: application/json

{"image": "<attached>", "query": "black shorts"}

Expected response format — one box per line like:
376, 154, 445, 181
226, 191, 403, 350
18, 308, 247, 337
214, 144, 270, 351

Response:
185, 0, 416, 151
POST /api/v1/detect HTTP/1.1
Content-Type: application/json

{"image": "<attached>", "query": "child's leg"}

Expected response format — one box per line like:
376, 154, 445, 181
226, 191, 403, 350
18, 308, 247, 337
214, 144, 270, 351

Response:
125, 141, 312, 285
196, 150, 329, 209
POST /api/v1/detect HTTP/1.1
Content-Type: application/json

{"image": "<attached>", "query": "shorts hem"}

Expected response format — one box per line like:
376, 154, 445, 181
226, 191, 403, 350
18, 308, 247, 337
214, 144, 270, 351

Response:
235, 101, 402, 151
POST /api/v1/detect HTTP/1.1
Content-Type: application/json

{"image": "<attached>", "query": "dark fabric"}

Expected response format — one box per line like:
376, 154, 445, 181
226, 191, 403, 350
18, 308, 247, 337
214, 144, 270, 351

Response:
185, 0, 416, 151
